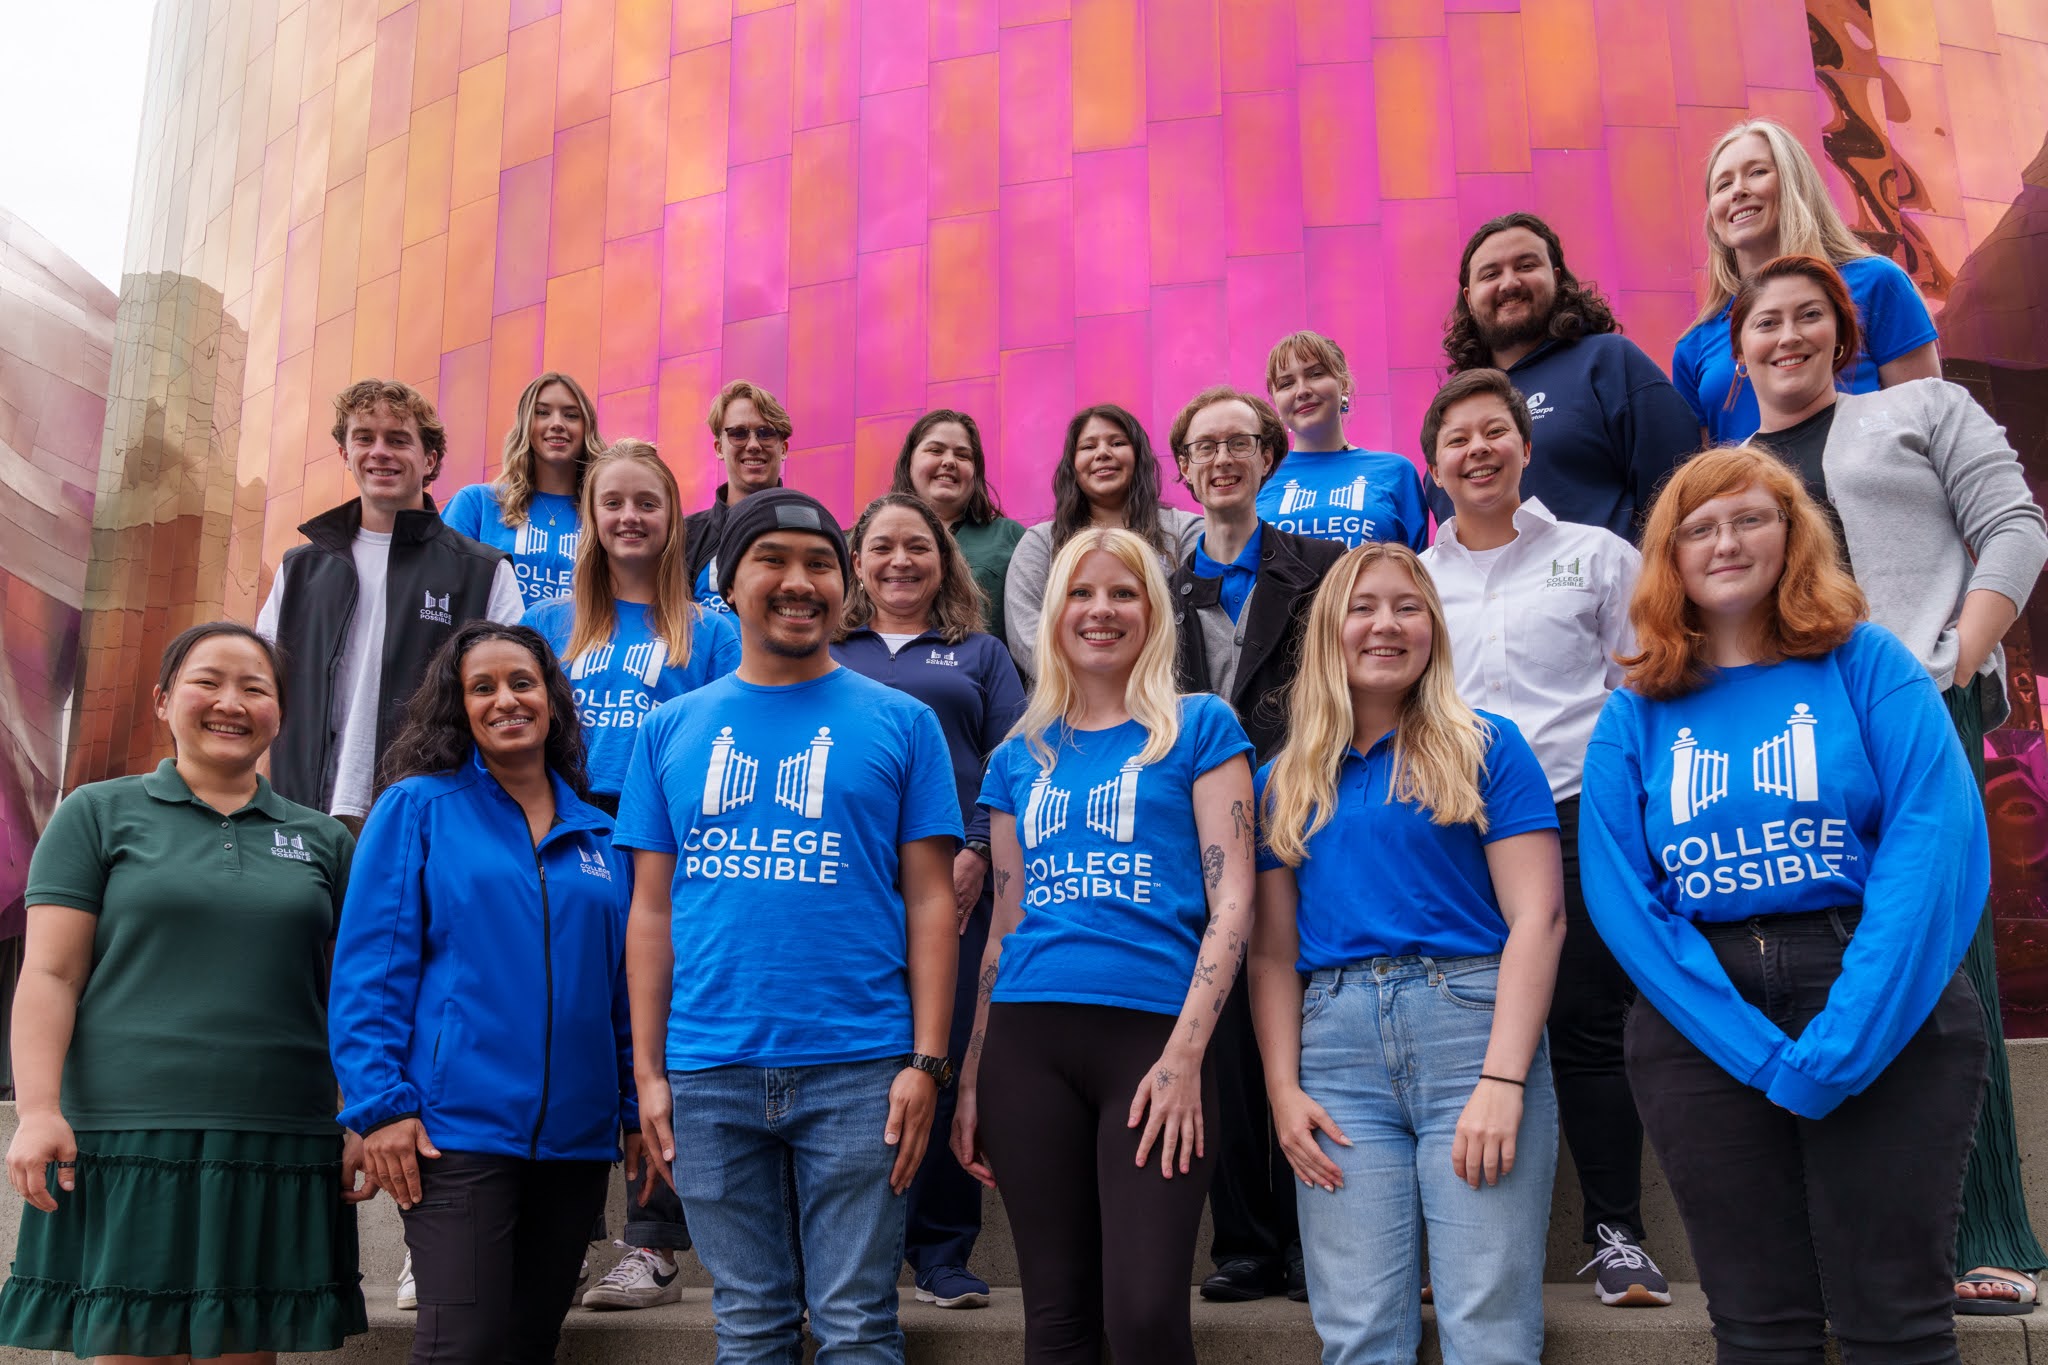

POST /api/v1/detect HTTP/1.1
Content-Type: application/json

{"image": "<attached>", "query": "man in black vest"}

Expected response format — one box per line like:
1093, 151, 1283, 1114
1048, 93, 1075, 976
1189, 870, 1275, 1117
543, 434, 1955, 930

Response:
257, 378, 522, 830
1167, 385, 1345, 1303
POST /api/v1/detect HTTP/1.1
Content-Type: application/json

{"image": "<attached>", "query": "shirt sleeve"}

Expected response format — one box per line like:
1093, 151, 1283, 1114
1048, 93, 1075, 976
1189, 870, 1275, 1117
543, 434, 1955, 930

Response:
255, 562, 287, 642
1578, 699, 1796, 1094
706, 611, 742, 678
23, 787, 111, 913
1188, 693, 1255, 778
1855, 257, 1940, 367
612, 714, 679, 854
608, 854, 639, 1133
1004, 525, 1053, 678
1921, 383, 2048, 617
330, 784, 431, 1134
1477, 717, 1560, 842
1616, 341, 1704, 533
1252, 762, 1284, 874
524, 599, 572, 656
1670, 329, 1711, 431
1766, 627, 1989, 1118
1599, 536, 1642, 690
487, 560, 525, 624
978, 739, 1022, 817
1395, 460, 1432, 552
899, 705, 967, 845
967, 641, 1029, 846
328, 820, 357, 937
441, 484, 487, 538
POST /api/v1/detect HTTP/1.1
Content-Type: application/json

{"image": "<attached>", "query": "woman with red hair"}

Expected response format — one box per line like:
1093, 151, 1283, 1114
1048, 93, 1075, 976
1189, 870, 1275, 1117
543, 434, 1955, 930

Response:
1580, 446, 1992, 1363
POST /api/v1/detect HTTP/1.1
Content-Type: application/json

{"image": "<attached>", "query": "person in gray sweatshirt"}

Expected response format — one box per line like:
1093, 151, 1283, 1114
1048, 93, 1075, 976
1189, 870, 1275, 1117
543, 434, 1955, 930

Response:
1734, 252, 2048, 1317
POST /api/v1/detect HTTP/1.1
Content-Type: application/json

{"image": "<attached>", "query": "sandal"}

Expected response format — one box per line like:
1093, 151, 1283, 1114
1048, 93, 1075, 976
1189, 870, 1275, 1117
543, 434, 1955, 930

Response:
1956, 1270, 2037, 1316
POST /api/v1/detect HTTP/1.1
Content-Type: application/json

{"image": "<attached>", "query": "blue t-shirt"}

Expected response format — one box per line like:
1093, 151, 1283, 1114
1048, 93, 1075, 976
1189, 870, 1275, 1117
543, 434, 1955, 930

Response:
1254, 712, 1557, 970
692, 562, 733, 616
1192, 524, 1263, 624
1579, 622, 1987, 1118
1670, 254, 1938, 444
613, 667, 963, 1070
526, 597, 742, 796
443, 484, 583, 607
977, 693, 1253, 1016
1255, 448, 1430, 551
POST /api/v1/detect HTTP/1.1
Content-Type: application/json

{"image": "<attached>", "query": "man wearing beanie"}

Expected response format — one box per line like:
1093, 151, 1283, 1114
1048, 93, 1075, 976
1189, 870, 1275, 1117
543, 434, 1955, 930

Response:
615, 488, 964, 1362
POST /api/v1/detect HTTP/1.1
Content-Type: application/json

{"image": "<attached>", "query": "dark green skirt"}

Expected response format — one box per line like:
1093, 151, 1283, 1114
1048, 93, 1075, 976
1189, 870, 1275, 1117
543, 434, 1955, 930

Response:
0, 1128, 367, 1358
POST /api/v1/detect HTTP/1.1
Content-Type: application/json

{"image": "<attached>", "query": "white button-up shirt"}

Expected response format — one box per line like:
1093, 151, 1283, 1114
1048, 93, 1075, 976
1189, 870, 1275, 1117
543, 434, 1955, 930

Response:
1420, 499, 1640, 800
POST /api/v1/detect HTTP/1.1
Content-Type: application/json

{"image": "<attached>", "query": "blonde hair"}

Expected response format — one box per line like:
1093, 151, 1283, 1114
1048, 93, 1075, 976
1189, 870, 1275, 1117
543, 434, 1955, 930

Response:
491, 372, 605, 527
1262, 544, 1491, 866
1013, 528, 1182, 771
564, 439, 698, 670
1265, 330, 1353, 398
1693, 120, 1871, 327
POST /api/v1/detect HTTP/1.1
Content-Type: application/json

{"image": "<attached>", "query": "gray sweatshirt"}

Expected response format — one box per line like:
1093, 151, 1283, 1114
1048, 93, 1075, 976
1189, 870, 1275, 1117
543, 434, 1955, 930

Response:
1003, 507, 1204, 679
1820, 380, 2047, 725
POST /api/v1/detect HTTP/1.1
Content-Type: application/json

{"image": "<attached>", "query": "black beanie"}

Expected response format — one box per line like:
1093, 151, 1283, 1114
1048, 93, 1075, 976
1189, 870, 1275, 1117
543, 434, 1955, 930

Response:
714, 488, 851, 599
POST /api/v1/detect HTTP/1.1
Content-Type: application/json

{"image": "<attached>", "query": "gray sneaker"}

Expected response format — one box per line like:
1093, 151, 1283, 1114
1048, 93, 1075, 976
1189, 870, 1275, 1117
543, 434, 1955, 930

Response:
1578, 1224, 1672, 1306
582, 1248, 683, 1310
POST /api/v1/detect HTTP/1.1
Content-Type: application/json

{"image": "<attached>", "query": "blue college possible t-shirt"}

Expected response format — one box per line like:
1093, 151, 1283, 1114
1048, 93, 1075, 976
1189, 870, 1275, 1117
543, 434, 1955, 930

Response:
613, 667, 963, 1070
692, 561, 732, 616
526, 597, 741, 796
1254, 711, 1557, 970
443, 484, 583, 608
1254, 448, 1431, 551
977, 693, 1253, 1016
1670, 254, 1938, 444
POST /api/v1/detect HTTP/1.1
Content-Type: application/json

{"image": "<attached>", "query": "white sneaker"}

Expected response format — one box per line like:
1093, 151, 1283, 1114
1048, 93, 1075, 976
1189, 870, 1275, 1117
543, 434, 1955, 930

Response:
396, 1252, 418, 1311
582, 1248, 683, 1310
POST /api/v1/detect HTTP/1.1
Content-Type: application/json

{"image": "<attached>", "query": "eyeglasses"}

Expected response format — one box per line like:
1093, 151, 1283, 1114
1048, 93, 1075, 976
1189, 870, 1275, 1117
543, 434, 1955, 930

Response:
1183, 434, 1262, 464
723, 425, 787, 446
1675, 507, 1786, 546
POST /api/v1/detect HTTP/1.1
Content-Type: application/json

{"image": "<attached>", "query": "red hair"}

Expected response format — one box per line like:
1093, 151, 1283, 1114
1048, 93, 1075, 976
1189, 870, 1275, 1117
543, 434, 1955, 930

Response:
1726, 254, 1860, 373
1622, 446, 1864, 699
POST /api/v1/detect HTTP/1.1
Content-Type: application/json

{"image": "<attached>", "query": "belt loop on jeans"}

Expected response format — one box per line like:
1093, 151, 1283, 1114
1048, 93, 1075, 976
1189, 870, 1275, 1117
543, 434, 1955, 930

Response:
1421, 954, 1441, 986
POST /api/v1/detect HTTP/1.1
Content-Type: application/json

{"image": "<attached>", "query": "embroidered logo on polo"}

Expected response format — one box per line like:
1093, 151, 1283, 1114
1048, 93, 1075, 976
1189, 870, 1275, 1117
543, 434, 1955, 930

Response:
1017, 757, 1157, 909
925, 648, 959, 668
1526, 391, 1556, 420
269, 829, 315, 863
686, 726, 845, 885
1541, 556, 1588, 590
1660, 705, 1852, 903
576, 846, 614, 881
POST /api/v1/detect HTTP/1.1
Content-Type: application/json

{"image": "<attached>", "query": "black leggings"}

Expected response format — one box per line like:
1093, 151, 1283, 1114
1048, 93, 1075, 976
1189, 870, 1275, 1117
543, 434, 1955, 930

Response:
978, 1001, 1215, 1365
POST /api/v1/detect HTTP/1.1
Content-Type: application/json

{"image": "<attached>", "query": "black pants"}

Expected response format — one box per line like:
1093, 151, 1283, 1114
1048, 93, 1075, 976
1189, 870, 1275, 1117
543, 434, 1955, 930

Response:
1548, 795, 1646, 1241
1627, 912, 1988, 1364
1206, 971, 1299, 1270
978, 1002, 1216, 1365
904, 890, 992, 1274
399, 1151, 611, 1364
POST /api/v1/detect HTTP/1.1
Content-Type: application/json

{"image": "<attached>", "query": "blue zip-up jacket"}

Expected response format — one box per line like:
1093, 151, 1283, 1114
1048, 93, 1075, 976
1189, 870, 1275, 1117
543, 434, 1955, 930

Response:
1426, 333, 1700, 542
330, 750, 637, 1159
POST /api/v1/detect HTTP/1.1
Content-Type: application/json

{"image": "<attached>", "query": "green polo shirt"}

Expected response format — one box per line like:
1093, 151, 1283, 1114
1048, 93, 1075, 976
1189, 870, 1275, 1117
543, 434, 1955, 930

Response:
951, 514, 1027, 643
25, 760, 353, 1133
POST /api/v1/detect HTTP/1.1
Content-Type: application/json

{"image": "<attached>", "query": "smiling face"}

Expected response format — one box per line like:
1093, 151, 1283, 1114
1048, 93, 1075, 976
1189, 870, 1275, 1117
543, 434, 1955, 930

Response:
729, 532, 846, 659
154, 634, 282, 771
1464, 226, 1558, 354
1708, 131, 1782, 257
907, 421, 977, 523
528, 380, 588, 478
1737, 274, 1840, 421
1056, 548, 1150, 678
1180, 398, 1274, 514
1431, 392, 1529, 522
592, 460, 671, 569
1072, 416, 1137, 510
1339, 557, 1433, 703
461, 637, 553, 767
341, 401, 434, 515
1674, 482, 1789, 627
854, 504, 943, 626
716, 395, 788, 498
1268, 348, 1350, 443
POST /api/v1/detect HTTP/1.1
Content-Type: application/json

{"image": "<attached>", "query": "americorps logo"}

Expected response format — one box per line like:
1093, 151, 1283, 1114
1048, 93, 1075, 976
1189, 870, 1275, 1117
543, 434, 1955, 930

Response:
1525, 391, 1556, 420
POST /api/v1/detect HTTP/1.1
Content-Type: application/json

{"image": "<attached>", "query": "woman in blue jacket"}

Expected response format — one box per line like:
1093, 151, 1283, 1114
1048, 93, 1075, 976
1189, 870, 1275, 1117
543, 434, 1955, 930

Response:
330, 621, 638, 1364
832, 492, 1027, 1310
1580, 446, 1989, 1363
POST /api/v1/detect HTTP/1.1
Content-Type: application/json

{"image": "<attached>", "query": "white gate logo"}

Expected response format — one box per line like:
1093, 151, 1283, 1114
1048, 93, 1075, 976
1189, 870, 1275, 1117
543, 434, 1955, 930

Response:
1668, 704, 1821, 825
1327, 475, 1369, 512
701, 726, 834, 819
516, 522, 550, 556
1021, 771, 1072, 848
1020, 757, 1143, 847
1667, 729, 1729, 824
571, 643, 615, 680
701, 727, 761, 815
1277, 480, 1316, 515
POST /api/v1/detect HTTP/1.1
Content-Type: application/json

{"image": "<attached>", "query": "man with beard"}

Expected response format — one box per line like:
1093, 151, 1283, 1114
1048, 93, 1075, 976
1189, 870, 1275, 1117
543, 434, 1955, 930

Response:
1435, 213, 1699, 541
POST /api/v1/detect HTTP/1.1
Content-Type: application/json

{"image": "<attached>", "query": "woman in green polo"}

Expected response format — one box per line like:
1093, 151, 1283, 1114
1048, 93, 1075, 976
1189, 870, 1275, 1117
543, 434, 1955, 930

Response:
1, 621, 370, 1359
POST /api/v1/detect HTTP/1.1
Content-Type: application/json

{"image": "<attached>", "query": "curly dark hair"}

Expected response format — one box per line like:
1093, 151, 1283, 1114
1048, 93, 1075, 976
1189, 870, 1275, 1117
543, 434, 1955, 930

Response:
1049, 404, 1172, 556
1442, 212, 1620, 375
377, 622, 588, 797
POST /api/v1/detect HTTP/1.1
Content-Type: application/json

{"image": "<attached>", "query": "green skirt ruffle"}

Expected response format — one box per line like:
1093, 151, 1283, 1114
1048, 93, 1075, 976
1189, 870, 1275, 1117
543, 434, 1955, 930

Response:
0, 1128, 367, 1358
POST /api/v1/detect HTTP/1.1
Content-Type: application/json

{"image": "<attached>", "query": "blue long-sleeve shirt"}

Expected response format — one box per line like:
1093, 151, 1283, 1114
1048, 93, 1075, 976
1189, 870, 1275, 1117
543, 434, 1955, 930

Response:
831, 628, 1025, 846
1578, 622, 1986, 1119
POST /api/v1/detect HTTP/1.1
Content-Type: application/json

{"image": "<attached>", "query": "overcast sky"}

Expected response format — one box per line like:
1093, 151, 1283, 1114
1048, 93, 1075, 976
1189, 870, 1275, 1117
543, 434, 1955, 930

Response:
1, 2, 156, 288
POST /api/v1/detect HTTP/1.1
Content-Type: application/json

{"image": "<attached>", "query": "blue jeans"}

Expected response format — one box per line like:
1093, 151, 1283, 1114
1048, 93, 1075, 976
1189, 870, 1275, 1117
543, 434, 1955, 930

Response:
669, 1058, 909, 1365
1295, 957, 1558, 1365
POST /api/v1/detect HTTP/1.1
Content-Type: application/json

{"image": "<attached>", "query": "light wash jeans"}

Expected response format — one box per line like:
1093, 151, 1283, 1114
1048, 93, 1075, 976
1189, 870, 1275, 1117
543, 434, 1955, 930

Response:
668, 1057, 908, 1365
1295, 956, 1558, 1365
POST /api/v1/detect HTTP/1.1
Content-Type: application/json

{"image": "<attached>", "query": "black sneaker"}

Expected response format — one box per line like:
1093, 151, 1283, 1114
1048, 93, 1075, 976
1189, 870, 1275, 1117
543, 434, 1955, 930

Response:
1284, 1251, 1308, 1303
1578, 1223, 1672, 1306
1201, 1258, 1279, 1303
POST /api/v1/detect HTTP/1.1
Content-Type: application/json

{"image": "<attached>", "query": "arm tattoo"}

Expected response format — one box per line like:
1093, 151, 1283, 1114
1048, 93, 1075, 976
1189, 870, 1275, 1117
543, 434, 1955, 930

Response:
993, 866, 1011, 897
1231, 798, 1252, 847
966, 1031, 985, 1065
1192, 958, 1217, 988
1202, 843, 1224, 888
1155, 1067, 1177, 1090
976, 961, 998, 1005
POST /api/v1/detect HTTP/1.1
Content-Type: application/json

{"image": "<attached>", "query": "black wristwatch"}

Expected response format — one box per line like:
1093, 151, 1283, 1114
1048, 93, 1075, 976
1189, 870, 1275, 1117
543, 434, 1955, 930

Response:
907, 1052, 955, 1088
964, 839, 992, 863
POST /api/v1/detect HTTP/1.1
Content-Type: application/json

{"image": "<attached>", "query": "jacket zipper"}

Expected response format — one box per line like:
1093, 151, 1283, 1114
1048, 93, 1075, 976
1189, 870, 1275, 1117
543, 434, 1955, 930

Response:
530, 847, 556, 1159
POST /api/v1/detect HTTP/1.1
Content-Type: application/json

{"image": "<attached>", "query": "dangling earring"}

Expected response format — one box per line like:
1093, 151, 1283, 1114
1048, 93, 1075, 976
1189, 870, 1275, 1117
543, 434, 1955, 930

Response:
1340, 396, 1352, 414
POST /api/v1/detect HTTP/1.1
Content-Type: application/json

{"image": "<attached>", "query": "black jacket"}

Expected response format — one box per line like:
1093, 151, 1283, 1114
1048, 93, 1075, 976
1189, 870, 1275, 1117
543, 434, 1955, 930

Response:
270, 497, 509, 811
1170, 522, 1348, 762
681, 480, 784, 599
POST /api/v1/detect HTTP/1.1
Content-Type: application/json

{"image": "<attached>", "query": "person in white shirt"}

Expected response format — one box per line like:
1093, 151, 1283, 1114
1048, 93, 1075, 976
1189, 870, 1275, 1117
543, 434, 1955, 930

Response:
1416, 367, 1668, 1309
